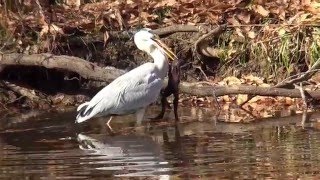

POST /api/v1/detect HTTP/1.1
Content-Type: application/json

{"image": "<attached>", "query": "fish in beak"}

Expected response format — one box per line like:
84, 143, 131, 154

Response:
151, 37, 178, 61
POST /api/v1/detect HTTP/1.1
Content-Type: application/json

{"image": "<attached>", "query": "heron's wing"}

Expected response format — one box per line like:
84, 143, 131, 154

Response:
112, 69, 163, 114
77, 63, 162, 122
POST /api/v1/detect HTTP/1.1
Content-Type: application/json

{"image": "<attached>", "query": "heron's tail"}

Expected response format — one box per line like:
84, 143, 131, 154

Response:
76, 102, 95, 123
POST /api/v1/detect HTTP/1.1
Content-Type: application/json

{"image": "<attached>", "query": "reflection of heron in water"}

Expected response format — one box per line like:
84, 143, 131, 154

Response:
77, 133, 171, 178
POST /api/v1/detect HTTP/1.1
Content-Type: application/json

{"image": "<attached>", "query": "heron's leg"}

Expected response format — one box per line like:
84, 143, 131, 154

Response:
106, 116, 113, 132
136, 108, 146, 126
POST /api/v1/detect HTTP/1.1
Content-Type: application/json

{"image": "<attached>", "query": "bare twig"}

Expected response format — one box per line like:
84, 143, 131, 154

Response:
274, 59, 320, 88
0, 53, 125, 82
151, 25, 202, 36
6, 95, 25, 105
0, 101, 8, 110
300, 110, 308, 127
298, 83, 308, 108
239, 94, 254, 107
2, 81, 40, 102
212, 88, 221, 110
194, 65, 209, 81
226, 23, 320, 28
64, 76, 80, 81
239, 106, 258, 119
194, 25, 226, 58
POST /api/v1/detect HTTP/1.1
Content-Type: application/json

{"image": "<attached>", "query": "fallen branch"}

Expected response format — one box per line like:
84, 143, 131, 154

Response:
298, 83, 308, 108
66, 24, 205, 44
194, 25, 226, 57
151, 25, 202, 36
0, 53, 125, 82
1, 81, 41, 102
179, 82, 320, 99
3, 53, 320, 100
64, 24, 225, 58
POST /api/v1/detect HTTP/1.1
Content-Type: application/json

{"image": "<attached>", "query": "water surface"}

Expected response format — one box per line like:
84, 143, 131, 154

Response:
1, 107, 320, 179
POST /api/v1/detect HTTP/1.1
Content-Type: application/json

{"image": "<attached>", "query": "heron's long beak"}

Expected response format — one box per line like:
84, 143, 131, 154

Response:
152, 37, 178, 61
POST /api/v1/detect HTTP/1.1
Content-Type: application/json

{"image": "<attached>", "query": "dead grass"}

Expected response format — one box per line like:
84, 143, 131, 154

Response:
214, 25, 320, 83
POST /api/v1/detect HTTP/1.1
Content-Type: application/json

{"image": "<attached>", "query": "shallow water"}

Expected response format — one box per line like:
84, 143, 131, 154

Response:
1, 107, 320, 179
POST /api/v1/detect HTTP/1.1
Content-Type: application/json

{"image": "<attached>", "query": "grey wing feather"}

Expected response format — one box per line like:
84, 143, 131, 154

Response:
76, 63, 163, 122
112, 72, 163, 114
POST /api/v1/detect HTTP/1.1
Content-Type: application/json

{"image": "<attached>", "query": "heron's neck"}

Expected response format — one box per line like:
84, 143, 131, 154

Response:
150, 49, 169, 79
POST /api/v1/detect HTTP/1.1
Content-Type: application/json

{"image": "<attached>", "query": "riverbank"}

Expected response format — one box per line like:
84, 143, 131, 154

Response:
1, 1, 320, 122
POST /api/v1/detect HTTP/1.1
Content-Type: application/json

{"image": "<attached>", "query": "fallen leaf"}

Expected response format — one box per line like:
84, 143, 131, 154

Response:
254, 5, 270, 17
236, 94, 248, 105
222, 95, 232, 102
236, 12, 251, 24
243, 75, 264, 85
247, 31, 256, 39
223, 76, 243, 85
278, 28, 286, 36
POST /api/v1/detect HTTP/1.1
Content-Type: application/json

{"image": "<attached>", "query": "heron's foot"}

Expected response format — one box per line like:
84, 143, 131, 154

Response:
105, 116, 114, 133
105, 121, 115, 134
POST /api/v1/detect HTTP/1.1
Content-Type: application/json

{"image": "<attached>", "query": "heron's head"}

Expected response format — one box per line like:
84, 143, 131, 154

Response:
134, 28, 177, 61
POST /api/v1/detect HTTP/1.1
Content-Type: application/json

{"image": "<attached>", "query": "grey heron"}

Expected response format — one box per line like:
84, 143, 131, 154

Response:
76, 28, 177, 127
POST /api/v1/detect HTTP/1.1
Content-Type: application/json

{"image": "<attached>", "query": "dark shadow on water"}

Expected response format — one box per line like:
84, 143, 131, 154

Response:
1, 107, 320, 179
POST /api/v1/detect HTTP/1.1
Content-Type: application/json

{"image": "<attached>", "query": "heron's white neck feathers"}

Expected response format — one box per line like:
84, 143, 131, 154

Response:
149, 48, 169, 79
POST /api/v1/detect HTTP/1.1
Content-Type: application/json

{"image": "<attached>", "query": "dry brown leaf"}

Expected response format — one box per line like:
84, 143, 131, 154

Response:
249, 96, 274, 103
49, 24, 64, 35
278, 28, 286, 36
223, 76, 243, 85
65, 0, 81, 8
260, 111, 273, 118
254, 5, 270, 17
153, 0, 177, 8
287, 12, 305, 24
228, 17, 240, 25
39, 23, 64, 38
228, 17, 245, 38
236, 94, 248, 105
39, 24, 49, 38
140, 12, 149, 21
247, 31, 256, 39
299, 13, 312, 23
302, 0, 311, 6
269, 6, 279, 15
236, 28, 245, 38
305, 3, 320, 14
236, 12, 251, 24
222, 95, 232, 102
259, 83, 271, 87
285, 97, 294, 105
278, 8, 286, 20
228, 17, 246, 38
243, 75, 264, 85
